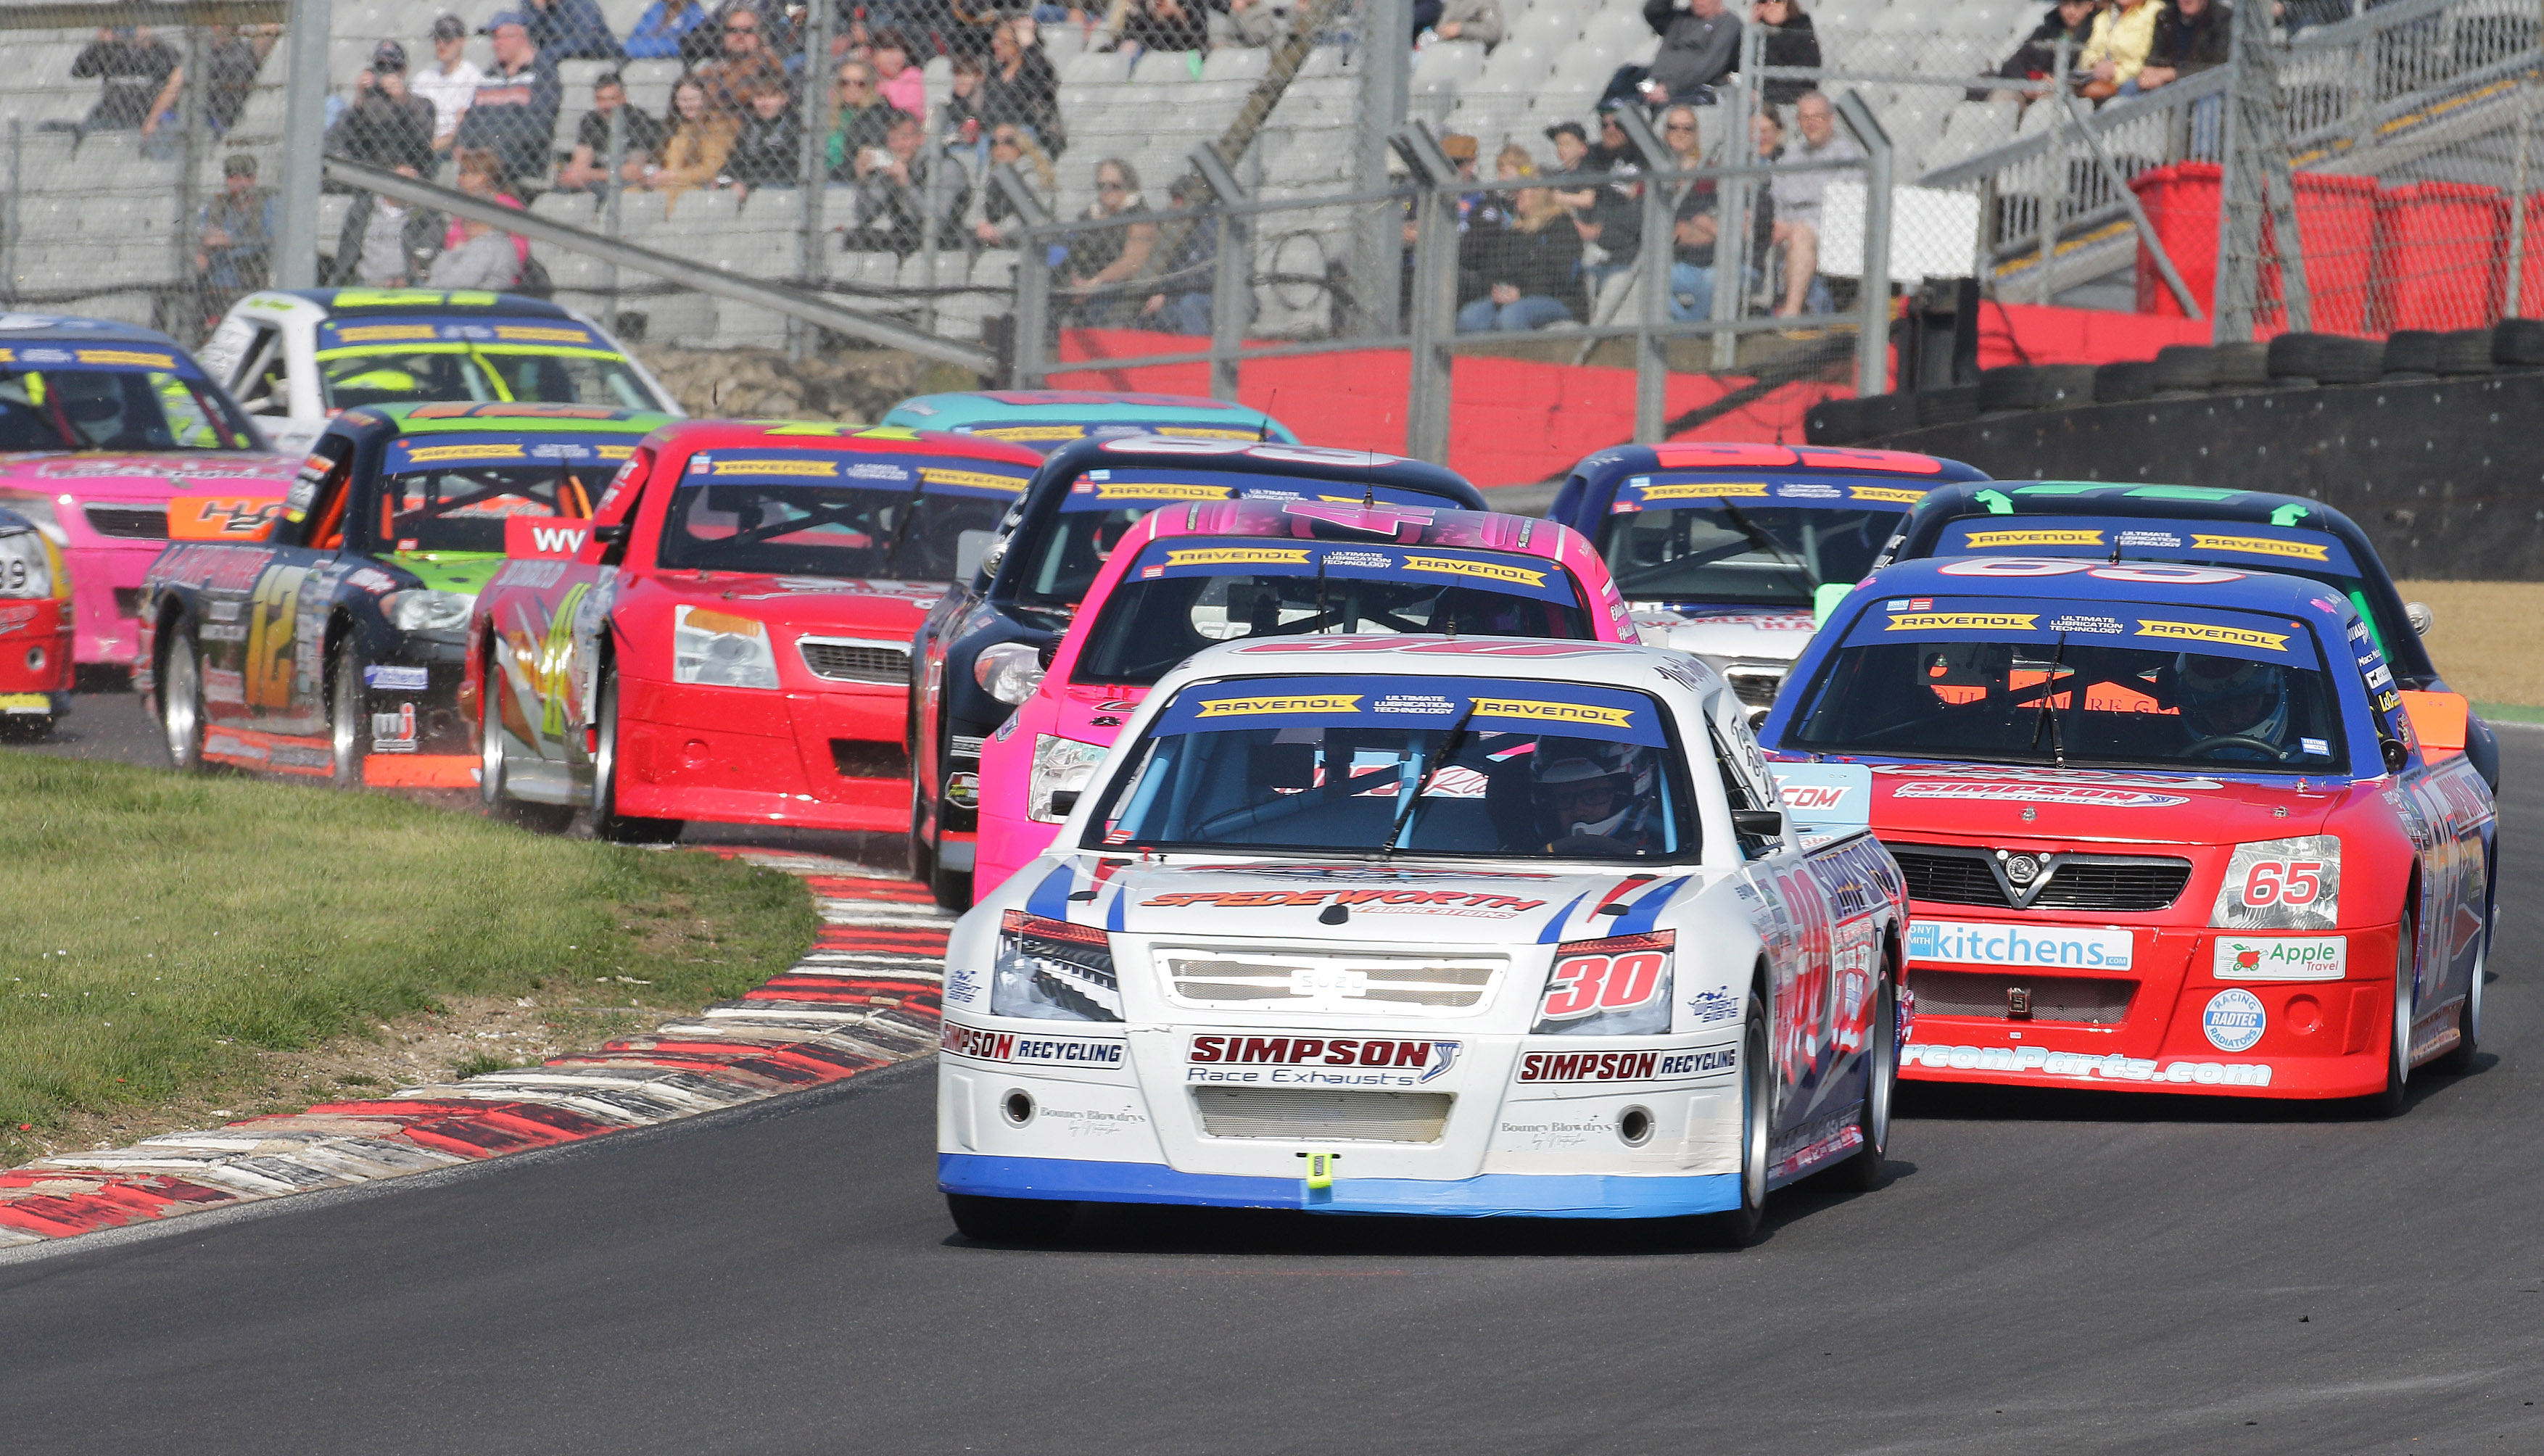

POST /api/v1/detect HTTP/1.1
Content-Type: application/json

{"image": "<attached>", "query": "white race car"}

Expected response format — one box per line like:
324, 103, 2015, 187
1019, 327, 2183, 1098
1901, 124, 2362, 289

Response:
936, 635, 1910, 1243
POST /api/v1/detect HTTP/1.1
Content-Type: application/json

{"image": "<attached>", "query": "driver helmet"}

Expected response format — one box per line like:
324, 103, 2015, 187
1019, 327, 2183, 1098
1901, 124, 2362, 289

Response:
1432, 585, 1540, 637
2178, 654, 2288, 743
1529, 737, 1657, 841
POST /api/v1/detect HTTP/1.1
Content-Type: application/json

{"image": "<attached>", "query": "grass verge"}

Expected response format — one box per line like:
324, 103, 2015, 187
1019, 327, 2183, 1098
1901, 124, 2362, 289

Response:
0, 753, 817, 1165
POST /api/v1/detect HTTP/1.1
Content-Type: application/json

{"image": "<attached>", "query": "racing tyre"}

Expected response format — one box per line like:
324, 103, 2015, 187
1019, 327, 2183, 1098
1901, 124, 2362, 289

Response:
159, 625, 209, 773
1699, 992, 1772, 1248
0, 713, 52, 743
2369, 909, 2419, 1118
2432, 928, 2485, 1076
928, 797, 972, 912
906, 770, 933, 883
945, 1192, 1075, 1243
480, 661, 574, 835
1841, 974, 1897, 1193
329, 637, 370, 787
591, 666, 682, 845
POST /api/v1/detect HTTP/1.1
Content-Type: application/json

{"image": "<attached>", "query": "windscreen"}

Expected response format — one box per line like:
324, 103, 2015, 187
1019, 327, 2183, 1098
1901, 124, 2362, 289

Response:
1785, 593, 2347, 772
1012, 472, 1474, 612
376, 432, 622, 551
315, 317, 659, 412
657, 447, 1031, 579
1086, 674, 1698, 860
1073, 540, 1593, 685
0, 351, 257, 452
1925, 513, 2411, 661
1597, 476, 1921, 606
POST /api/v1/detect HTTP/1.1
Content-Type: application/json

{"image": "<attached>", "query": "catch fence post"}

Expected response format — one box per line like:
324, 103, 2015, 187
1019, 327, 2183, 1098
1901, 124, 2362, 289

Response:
273, 0, 334, 291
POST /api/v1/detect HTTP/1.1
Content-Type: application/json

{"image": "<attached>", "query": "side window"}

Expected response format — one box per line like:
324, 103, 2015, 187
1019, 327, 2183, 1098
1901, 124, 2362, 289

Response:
286, 437, 356, 550
236, 324, 288, 415
1710, 727, 1779, 860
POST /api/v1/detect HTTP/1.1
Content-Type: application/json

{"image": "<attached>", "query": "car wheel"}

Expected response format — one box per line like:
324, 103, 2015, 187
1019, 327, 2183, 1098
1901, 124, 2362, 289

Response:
928, 795, 972, 911
481, 654, 574, 835
1841, 972, 1896, 1193
945, 1192, 1075, 1243
2432, 930, 2485, 1076
329, 637, 368, 787
0, 713, 53, 743
2369, 908, 2418, 1118
591, 664, 682, 845
160, 625, 208, 772
1700, 991, 1772, 1247
906, 766, 933, 883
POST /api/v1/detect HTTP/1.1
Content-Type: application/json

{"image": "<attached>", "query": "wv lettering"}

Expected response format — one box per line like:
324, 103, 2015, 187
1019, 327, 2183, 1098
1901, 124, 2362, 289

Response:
532, 524, 586, 553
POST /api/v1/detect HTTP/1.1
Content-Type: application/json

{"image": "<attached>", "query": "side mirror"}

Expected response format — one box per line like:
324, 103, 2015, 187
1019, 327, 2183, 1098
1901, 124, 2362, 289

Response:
2405, 600, 2434, 635
1733, 807, 1785, 839
2381, 738, 2410, 774
2397, 689, 2467, 760
1049, 789, 1080, 817
1036, 638, 1057, 670
1812, 581, 1853, 628
592, 523, 630, 542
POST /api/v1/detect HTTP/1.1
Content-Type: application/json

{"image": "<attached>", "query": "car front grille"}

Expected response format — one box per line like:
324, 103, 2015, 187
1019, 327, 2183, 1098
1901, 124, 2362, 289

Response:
1892, 845, 2192, 912
1909, 969, 2136, 1025
84, 504, 168, 539
1158, 948, 1502, 1012
797, 637, 910, 684
1192, 1088, 1453, 1142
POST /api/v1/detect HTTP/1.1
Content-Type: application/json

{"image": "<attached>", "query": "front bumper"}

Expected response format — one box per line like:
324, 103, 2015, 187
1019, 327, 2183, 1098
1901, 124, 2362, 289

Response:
611, 674, 912, 832
1898, 917, 2405, 1099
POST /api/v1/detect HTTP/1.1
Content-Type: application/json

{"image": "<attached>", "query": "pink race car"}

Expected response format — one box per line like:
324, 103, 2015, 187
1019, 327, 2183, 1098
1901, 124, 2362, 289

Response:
970, 496, 1646, 899
0, 315, 290, 676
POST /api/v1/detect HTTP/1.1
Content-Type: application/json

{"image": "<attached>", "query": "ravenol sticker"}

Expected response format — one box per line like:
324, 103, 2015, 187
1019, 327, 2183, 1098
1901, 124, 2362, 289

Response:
1400, 554, 1548, 590
1962, 528, 2105, 549
714, 457, 839, 478
1466, 696, 1632, 729
2202, 988, 2267, 1052
1163, 546, 1312, 569
1632, 481, 1771, 502
2134, 618, 2291, 653
2190, 532, 2331, 563
1888, 611, 2039, 632
1089, 481, 1231, 502
333, 323, 440, 343
917, 466, 1028, 492
1195, 693, 1360, 717
1847, 484, 1927, 505
405, 442, 529, 464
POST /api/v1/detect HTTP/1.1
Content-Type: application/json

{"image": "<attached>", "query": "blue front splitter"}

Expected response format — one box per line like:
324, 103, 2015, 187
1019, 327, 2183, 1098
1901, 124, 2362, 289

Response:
940, 1154, 1740, 1219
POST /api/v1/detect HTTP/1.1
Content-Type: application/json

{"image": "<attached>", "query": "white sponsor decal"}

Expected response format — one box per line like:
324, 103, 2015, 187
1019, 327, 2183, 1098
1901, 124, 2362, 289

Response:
1891, 781, 2191, 808
1908, 917, 2134, 970
363, 665, 429, 690
2213, 935, 2346, 980
1904, 1042, 2272, 1085
2202, 988, 2267, 1052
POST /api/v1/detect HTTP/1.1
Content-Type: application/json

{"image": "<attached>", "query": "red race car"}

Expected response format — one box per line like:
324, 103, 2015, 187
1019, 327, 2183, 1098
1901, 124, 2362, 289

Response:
0, 505, 74, 736
1759, 555, 2494, 1109
467, 420, 1042, 838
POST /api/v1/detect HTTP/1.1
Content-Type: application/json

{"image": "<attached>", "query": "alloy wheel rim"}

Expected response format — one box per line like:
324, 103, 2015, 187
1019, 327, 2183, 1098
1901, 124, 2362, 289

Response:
1743, 1014, 1769, 1209
2394, 924, 2415, 1086
479, 674, 506, 806
332, 659, 358, 777
162, 646, 198, 764
594, 677, 619, 811
1867, 982, 1895, 1153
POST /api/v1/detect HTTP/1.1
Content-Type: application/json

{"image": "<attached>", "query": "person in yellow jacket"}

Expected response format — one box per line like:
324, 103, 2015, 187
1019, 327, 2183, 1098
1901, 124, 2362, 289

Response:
2078, 0, 2166, 98
646, 78, 737, 210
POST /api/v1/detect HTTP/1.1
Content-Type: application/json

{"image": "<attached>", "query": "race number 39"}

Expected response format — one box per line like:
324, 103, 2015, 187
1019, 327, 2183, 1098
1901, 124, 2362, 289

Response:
1541, 950, 1668, 1021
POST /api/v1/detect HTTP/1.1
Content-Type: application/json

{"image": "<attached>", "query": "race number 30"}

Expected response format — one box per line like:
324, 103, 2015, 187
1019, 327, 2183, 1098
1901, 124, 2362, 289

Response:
2241, 859, 2326, 907
1541, 951, 1667, 1021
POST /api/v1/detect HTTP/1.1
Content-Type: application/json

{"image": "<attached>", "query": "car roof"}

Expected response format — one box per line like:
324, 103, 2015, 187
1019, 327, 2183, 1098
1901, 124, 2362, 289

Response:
283, 288, 577, 320
341, 402, 677, 437
1862, 555, 2347, 617
1903, 479, 2365, 534
1133, 498, 1581, 556
883, 389, 1292, 434
635, 418, 1046, 465
1569, 441, 1988, 483
0, 313, 196, 349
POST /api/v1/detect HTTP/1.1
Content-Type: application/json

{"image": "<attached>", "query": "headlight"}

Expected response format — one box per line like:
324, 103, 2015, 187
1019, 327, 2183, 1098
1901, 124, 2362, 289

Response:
0, 495, 65, 545
990, 910, 1121, 1022
672, 605, 780, 689
1028, 735, 1107, 824
383, 588, 474, 632
974, 640, 1046, 706
1534, 930, 1675, 1035
0, 529, 57, 599
2211, 836, 2340, 930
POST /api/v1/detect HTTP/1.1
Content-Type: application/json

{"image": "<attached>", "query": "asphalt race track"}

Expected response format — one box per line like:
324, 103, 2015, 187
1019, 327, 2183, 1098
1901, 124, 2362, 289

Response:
3, 692, 2539, 1454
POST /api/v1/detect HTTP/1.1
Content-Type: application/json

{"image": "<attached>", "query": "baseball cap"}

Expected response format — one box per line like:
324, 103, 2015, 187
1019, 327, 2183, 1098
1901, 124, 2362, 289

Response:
372, 39, 408, 70
1440, 131, 1478, 161
1544, 120, 1587, 144
431, 12, 467, 40
480, 9, 529, 34
223, 153, 257, 177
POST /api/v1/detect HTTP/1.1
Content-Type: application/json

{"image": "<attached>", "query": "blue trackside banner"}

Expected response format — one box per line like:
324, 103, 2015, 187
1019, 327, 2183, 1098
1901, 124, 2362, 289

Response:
1935, 515, 2363, 575
1608, 473, 1931, 513
1841, 593, 2324, 669
1153, 674, 1667, 745
677, 447, 1031, 498
384, 433, 639, 473
1062, 468, 1458, 513
315, 316, 614, 354
1123, 538, 1582, 605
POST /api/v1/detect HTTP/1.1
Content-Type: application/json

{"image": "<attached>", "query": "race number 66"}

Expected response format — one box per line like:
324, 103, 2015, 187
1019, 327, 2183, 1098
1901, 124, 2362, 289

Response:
2242, 859, 2326, 907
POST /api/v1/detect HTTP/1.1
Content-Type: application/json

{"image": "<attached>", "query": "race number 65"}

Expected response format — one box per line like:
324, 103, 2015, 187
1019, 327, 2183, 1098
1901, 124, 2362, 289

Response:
2242, 859, 2326, 907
